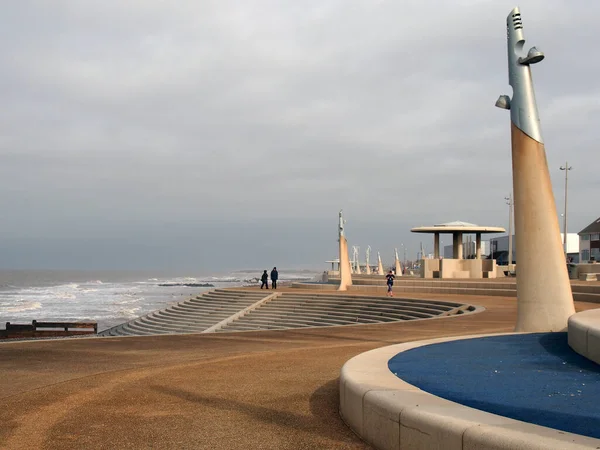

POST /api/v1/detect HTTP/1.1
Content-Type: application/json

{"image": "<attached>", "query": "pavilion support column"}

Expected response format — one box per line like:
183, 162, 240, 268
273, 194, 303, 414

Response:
476, 233, 482, 259
457, 233, 463, 259
452, 233, 458, 259
434, 233, 440, 259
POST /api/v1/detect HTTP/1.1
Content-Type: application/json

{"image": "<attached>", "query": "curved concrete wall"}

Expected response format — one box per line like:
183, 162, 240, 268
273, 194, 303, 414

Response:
568, 309, 600, 365
340, 334, 600, 449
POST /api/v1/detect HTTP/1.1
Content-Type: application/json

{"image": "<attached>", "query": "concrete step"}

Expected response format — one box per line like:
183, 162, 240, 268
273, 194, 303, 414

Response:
233, 310, 360, 325
219, 322, 290, 332
276, 295, 456, 309
169, 304, 236, 316
269, 300, 451, 316
103, 324, 132, 336
232, 312, 345, 325
151, 311, 223, 327
247, 306, 418, 321
233, 311, 385, 326
186, 298, 256, 307
138, 315, 210, 332
270, 299, 454, 314
211, 289, 267, 297
248, 304, 430, 320
235, 311, 414, 325
280, 294, 464, 308
225, 316, 394, 331
120, 321, 163, 335
273, 295, 453, 307
244, 309, 427, 323
102, 290, 475, 336
255, 301, 439, 317
573, 292, 600, 303
158, 308, 233, 321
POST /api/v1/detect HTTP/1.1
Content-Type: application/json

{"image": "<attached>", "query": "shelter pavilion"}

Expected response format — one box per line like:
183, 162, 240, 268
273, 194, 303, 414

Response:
411, 221, 506, 279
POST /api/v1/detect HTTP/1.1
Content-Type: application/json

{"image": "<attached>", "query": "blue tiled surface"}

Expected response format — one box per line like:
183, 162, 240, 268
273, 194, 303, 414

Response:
388, 333, 600, 438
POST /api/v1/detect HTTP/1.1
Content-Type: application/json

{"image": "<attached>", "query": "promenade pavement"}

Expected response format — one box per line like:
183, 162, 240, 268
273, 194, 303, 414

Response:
1, 288, 597, 450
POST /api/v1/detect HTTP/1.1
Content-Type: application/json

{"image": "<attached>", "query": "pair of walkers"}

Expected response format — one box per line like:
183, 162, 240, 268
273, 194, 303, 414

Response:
260, 267, 278, 289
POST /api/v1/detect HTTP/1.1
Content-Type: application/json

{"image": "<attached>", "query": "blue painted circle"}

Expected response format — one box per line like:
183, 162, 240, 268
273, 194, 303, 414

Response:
388, 333, 600, 439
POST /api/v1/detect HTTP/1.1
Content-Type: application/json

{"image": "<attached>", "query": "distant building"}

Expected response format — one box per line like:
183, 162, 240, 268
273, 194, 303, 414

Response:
579, 217, 600, 262
442, 241, 490, 259
443, 233, 579, 264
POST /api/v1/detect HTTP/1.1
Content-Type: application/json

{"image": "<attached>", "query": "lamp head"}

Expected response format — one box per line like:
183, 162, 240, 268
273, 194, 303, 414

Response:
495, 95, 511, 110
519, 46, 545, 65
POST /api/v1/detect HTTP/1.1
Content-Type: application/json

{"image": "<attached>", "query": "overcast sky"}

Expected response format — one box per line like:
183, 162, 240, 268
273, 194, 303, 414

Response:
0, 1, 598, 271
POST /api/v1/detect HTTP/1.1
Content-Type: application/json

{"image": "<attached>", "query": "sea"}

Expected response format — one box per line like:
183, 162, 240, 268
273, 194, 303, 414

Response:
0, 268, 321, 333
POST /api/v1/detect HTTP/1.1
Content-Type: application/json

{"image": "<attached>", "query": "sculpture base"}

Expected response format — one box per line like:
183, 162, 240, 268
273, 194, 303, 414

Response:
511, 123, 575, 331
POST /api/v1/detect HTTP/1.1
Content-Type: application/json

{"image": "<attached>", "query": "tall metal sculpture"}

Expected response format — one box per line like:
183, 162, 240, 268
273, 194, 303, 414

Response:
495, 7, 575, 331
377, 251, 384, 275
394, 248, 403, 277
365, 246, 372, 275
337, 210, 353, 291
352, 246, 361, 274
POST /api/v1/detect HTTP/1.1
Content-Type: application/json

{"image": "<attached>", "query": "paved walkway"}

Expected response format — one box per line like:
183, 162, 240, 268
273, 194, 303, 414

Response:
0, 289, 597, 449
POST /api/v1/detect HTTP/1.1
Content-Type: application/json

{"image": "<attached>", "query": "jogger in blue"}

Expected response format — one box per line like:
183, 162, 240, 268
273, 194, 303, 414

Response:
386, 270, 395, 297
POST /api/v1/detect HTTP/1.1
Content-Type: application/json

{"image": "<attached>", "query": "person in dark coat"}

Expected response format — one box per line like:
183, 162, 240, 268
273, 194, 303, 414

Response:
270, 267, 279, 289
260, 270, 269, 289
386, 270, 395, 297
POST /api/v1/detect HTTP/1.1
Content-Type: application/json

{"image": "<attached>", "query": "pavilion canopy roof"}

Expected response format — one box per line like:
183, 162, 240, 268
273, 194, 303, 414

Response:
411, 221, 505, 234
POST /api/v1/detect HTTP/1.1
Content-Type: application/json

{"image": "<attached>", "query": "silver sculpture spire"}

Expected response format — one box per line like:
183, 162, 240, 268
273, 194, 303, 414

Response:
495, 6, 545, 143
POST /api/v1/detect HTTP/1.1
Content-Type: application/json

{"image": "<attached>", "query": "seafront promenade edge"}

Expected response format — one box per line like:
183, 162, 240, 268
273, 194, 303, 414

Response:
1, 287, 598, 449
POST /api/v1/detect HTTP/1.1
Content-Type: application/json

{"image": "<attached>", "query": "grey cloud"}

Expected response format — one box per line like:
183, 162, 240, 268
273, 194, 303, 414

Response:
0, 1, 598, 269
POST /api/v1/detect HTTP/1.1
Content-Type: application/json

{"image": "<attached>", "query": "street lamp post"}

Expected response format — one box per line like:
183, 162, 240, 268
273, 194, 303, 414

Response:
505, 193, 514, 271
560, 162, 572, 261
401, 243, 406, 266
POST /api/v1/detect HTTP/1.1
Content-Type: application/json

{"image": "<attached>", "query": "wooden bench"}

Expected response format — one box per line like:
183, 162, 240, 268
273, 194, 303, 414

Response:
32, 320, 98, 333
1, 320, 97, 339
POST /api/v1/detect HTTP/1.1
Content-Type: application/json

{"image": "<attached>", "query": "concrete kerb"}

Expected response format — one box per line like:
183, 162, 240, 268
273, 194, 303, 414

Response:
340, 332, 600, 450
568, 309, 600, 365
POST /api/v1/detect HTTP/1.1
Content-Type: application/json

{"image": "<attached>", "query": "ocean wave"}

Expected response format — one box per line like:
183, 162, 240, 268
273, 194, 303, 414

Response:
118, 307, 141, 318
4, 301, 42, 313
0, 270, 321, 330
140, 276, 242, 285
113, 296, 143, 305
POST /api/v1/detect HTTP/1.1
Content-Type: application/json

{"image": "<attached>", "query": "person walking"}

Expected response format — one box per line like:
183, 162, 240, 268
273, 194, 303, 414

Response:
260, 270, 269, 289
386, 270, 395, 297
270, 267, 279, 290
